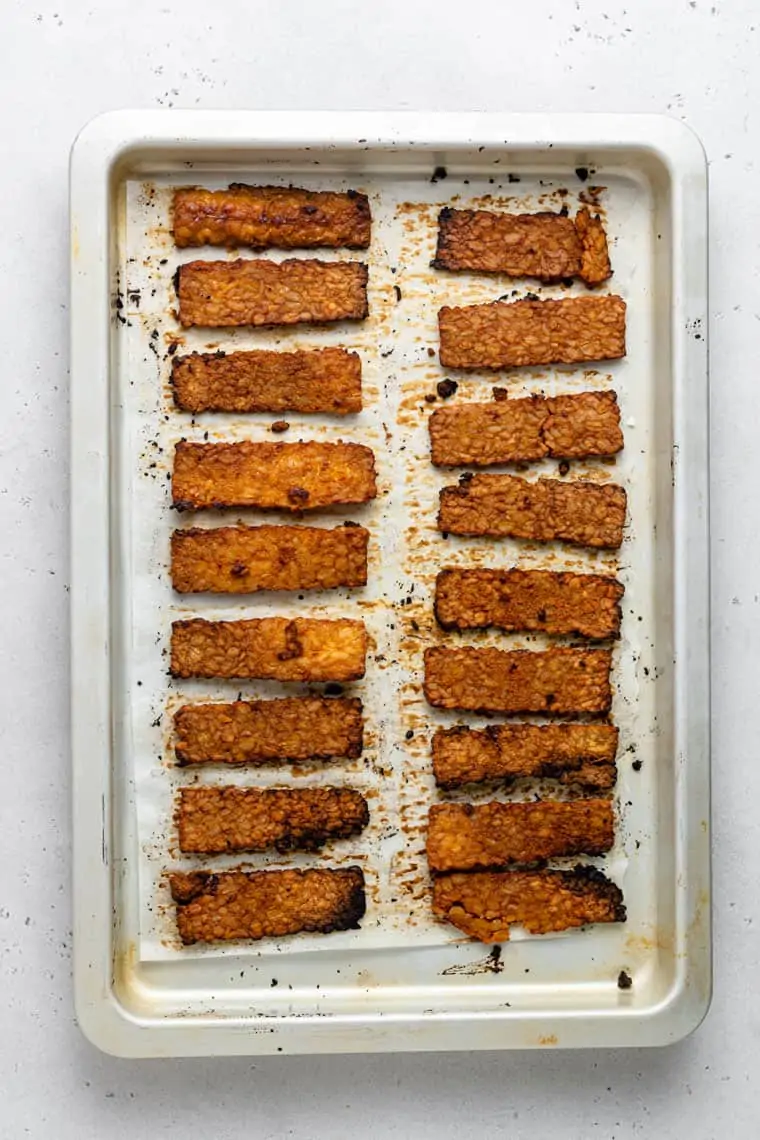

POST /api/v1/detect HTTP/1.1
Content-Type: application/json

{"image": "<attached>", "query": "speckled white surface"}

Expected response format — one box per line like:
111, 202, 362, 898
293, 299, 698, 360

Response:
0, 0, 755, 1135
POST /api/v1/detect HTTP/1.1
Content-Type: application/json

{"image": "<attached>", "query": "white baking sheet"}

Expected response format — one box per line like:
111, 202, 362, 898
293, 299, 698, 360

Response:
120, 171, 651, 963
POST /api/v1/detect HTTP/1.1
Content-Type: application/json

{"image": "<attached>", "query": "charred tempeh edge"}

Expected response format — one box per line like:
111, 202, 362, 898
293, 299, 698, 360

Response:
176, 258, 369, 329
438, 294, 626, 370
170, 618, 368, 682
177, 786, 370, 854
432, 866, 626, 943
426, 798, 615, 873
174, 696, 364, 766
434, 568, 624, 640
172, 440, 377, 513
171, 523, 369, 594
171, 347, 363, 415
429, 391, 623, 467
432, 724, 619, 791
170, 867, 366, 945
433, 207, 611, 285
438, 474, 626, 550
424, 647, 613, 716
173, 184, 372, 250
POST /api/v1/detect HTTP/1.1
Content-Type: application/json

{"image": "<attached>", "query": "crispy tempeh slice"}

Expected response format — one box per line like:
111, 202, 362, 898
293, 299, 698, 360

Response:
438, 474, 626, 549
170, 617, 368, 681
173, 184, 371, 250
434, 568, 623, 640
177, 786, 369, 854
423, 647, 613, 716
176, 258, 369, 329
175, 696, 363, 766
172, 440, 377, 512
429, 391, 623, 467
171, 347, 363, 415
170, 867, 366, 945
171, 523, 369, 594
433, 207, 611, 285
426, 798, 614, 873
432, 866, 626, 942
438, 294, 626, 370
174, 697, 364, 766
432, 724, 619, 791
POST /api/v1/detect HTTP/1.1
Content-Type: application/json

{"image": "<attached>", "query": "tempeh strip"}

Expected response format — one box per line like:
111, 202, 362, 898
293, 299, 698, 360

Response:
432, 207, 611, 285
432, 867, 626, 942
426, 798, 615, 873
170, 618, 368, 681
176, 258, 369, 329
438, 294, 626, 369
174, 697, 364, 766
177, 786, 369, 854
171, 524, 369, 594
170, 867, 366, 945
171, 347, 363, 415
434, 568, 623, 640
438, 474, 626, 550
173, 184, 371, 250
429, 391, 623, 467
424, 647, 613, 716
431, 724, 619, 791
172, 440, 377, 512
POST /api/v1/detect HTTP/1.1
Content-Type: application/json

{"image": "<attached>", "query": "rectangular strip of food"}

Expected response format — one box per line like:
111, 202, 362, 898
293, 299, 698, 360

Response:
173, 184, 371, 250
176, 258, 369, 329
433, 207, 611, 285
438, 474, 626, 549
178, 786, 369, 854
438, 294, 626, 369
171, 347, 363, 415
434, 568, 623, 639
171, 523, 369, 594
426, 798, 614, 873
174, 697, 364, 766
432, 724, 619, 791
429, 391, 623, 467
172, 440, 377, 512
423, 647, 612, 716
170, 618, 368, 682
432, 867, 626, 943
170, 867, 366, 945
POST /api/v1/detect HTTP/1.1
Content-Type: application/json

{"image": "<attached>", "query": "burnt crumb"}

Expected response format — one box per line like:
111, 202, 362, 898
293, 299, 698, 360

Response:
405, 729, 415, 740
173, 266, 181, 294
324, 682, 344, 696
558, 460, 571, 476
410, 618, 420, 631
128, 290, 141, 306
507, 173, 521, 184
270, 978, 279, 987
431, 165, 448, 183
159, 258, 168, 266
492, 387, 509, 402
270, 420, 290, 433
427, 347, 436, 358
394, 285, 403, 303
167, 342, 178, 355
425, 393, 437, 404
487, 945, 504, 971
437, 379, 458, 399
380, 348, 394, 358
575, 167, 589, 182
631, 759, 643, 772
559, 204, 570, 217
617, 969, 633, 990
458, 471, 473, 484
524, 291, 540, 302
562, 276, 574, 286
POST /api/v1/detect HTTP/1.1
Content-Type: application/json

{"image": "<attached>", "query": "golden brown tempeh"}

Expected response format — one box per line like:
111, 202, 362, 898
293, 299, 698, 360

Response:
174, 697, 364, 766
170, 867, 366, 945
431, 723, 619, 791
426, 798, 615, 873
171, 347, 363, 415
434, 568, 624, 639
432, 207, 611, 285
438, 474, 626, 549
172, 440, 377, 512
173, 184, 371, 250
177, 786, 369, 854
423, 646, 613, 716
170, 618, 368, 681
438, 294, 626, 369
429, 391, 623, 467
176, 258, 369, 328
432, 866, 626, 942
170, 523, 369, 594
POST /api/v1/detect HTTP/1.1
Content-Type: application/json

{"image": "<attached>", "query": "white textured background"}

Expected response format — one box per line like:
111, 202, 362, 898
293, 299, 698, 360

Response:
0, 0, 754, 1136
